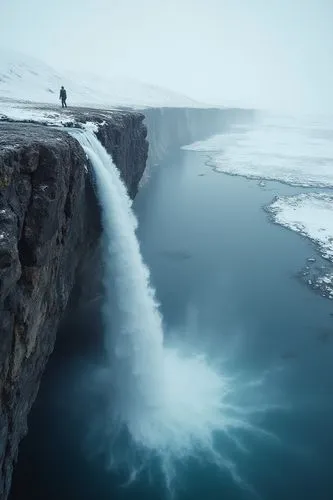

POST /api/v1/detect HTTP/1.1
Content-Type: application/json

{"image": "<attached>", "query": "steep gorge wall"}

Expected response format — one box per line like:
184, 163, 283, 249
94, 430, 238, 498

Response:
143, 106, 254, 168
0, 112, 148, 500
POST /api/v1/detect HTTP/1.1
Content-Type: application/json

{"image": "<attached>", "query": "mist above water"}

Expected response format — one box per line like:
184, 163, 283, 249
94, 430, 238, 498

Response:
71, 129, 272, 493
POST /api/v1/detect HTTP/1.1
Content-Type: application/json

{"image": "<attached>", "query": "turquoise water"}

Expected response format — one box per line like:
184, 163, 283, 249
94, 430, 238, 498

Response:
134, 151, 333, 499
10, 149, 333, 500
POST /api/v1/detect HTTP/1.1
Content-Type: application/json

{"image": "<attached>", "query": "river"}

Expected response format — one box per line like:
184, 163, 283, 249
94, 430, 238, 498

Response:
10, 141, 333, 500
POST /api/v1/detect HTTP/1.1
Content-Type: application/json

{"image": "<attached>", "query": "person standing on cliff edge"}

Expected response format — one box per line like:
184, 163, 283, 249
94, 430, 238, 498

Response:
59, 86, 67, 108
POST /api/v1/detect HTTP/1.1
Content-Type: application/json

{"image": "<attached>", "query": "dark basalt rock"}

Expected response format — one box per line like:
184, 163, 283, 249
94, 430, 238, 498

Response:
63, 108, 148, 198
0, 123, 90, 499
0, 114, 148, 499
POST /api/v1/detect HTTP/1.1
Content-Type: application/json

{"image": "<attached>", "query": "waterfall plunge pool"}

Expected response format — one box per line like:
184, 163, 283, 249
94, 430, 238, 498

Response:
10, 142, 333, 500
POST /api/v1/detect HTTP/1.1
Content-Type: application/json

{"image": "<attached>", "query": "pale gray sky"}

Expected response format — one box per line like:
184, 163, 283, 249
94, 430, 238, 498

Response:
1, 0, 333, 112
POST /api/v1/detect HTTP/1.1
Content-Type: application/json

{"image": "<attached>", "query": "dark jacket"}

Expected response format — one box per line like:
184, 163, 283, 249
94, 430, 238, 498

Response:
60, 88, 67, 100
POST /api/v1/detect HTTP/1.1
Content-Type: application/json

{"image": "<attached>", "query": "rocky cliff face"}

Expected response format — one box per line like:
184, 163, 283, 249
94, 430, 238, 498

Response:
0, 104, 253, 499
0, 113, 148, 499
95, 112, 148, 198
143, 106, 254, 169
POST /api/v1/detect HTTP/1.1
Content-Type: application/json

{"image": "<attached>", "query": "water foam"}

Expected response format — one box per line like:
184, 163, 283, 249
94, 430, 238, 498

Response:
71, 128, 270, 491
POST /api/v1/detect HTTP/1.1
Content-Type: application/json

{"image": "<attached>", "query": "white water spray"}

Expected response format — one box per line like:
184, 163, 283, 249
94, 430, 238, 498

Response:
71, 128, 273, 491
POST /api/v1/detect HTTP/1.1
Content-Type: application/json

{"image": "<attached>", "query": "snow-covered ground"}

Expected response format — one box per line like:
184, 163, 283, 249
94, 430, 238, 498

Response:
0, 101, 78, 126
183, 113, 333, 188
268, 194, 333, 261
0, 47, 201, 110
268, 193, 333, 299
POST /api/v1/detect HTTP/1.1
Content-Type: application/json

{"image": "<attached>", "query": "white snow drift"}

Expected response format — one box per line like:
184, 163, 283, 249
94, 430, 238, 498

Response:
268, 193, 333, 298
268, 193, 333, 262
184, 113, 333, 188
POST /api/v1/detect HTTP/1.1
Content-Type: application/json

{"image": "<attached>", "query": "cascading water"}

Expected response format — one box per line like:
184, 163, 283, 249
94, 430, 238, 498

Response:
70, 127, 272, 493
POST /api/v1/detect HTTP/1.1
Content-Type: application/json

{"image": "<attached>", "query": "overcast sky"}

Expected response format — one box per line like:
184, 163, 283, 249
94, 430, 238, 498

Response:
1, 0, 333, 112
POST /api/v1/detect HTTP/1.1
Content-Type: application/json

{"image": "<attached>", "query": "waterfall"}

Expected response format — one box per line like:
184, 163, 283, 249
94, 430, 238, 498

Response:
71, 128, 165, 420
70, 128, 266, 492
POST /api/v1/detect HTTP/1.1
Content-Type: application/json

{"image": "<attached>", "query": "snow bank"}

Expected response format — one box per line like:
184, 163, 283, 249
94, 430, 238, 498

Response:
0, 101, 76, 126
268, 193, 333, 261
183, 113, 333, 188
268, 193, 333, 299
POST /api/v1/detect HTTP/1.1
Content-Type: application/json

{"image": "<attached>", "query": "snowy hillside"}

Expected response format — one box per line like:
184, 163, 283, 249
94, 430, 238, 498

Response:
0, 48, 201, 108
